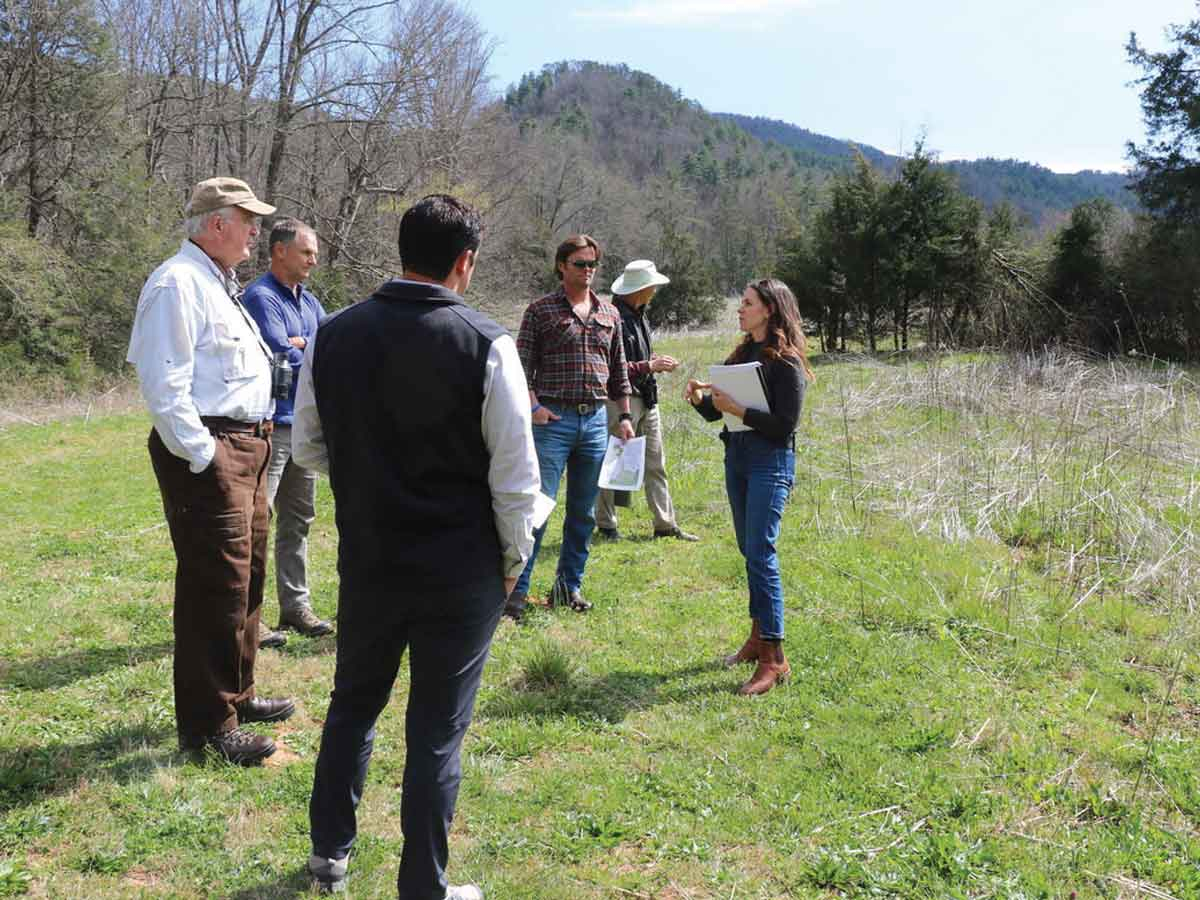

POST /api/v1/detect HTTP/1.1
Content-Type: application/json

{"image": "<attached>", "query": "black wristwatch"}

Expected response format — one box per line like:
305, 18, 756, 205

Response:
618, 412, 633, 423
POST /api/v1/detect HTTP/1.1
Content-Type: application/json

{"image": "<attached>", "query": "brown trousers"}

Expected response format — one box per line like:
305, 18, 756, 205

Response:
149, 427, 269, 741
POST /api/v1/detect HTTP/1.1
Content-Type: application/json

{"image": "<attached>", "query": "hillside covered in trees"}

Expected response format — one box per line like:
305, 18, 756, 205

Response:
1, 0, 1197, 380
719, 113, 1139, 229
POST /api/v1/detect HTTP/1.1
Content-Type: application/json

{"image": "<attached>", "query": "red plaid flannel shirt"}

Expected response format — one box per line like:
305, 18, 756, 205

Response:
517, 288, 631, 403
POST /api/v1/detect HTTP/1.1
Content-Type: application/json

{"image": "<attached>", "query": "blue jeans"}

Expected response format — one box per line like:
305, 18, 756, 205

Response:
514, 403, 608, 595
723, 432, 795, 641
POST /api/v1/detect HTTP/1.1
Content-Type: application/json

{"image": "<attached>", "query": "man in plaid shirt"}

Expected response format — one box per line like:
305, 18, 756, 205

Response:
504, 234, 636, 620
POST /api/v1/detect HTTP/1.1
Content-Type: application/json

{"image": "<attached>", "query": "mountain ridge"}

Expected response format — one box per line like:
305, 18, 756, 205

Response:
502, 61, 1138, 237
716, 112, 1138, 226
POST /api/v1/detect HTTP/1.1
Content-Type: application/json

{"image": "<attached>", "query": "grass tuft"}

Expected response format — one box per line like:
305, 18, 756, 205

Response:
518, 639, 578, 691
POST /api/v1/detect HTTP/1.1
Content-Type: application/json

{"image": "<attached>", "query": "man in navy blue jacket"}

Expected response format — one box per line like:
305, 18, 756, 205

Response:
243, 218, 333, 644
293, 195, 540, 898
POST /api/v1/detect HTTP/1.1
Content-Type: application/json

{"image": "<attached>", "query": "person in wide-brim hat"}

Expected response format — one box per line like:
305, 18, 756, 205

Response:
595, 259, 700, 544
610, 258, 671, 296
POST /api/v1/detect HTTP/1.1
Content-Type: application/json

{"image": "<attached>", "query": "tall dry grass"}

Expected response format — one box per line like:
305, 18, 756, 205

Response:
797, 348, 1199, 652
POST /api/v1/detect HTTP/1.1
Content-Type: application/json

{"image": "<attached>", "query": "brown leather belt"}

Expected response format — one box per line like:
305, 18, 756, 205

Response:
201, 416, 274, 438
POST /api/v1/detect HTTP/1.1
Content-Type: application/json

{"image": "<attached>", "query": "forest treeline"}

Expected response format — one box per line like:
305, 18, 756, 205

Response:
719, 113, 1139, 230
3, 0, 1200, 382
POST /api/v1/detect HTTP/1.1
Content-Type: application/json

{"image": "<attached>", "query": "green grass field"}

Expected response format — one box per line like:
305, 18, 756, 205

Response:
0, 338, 1197, 898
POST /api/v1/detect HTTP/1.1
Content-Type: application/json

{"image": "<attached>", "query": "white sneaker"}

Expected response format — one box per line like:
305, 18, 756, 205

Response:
308, 853, 349, 893
445, 885, 483, 900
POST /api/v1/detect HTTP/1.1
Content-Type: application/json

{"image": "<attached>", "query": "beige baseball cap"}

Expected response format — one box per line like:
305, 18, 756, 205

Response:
185, 177, 276, 218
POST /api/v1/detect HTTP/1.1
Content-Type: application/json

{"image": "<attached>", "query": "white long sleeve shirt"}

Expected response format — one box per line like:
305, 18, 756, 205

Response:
293, 325, 540, 579
126, 240, 274, 472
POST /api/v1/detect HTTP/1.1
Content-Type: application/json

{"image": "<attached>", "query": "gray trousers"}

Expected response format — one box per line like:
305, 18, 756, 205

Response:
596, 396, 676, 532
265, 424, 318, 619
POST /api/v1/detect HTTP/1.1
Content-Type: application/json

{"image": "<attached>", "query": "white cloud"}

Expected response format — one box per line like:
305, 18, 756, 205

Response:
573, 0, 831, 27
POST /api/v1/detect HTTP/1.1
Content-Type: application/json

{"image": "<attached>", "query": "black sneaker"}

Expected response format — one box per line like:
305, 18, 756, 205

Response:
595, 526, 621, 542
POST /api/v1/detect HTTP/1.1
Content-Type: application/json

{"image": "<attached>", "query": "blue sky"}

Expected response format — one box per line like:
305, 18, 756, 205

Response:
463, 0, 1193, 173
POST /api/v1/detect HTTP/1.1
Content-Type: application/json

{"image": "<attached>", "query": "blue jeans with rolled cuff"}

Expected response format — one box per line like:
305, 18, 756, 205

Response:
514, 402, 608, 596
723, 431, 795, 641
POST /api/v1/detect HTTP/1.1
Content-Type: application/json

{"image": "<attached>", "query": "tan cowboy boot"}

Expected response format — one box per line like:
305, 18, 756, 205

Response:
738, 639, 790, 696
723, 619, 760, 668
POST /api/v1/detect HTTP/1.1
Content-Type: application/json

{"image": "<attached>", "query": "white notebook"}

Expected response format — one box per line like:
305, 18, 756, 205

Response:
709, 362, 769, 432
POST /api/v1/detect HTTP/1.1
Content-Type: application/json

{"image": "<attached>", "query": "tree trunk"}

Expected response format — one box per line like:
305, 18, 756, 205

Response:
25, 17, 42, 237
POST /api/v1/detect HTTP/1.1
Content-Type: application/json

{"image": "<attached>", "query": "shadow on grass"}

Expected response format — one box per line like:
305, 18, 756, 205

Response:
222, 868, 314, 899
0, 640, 174, 691
274, 633, 337, 660
0, 721, 175, 813
480, 660, 727, 724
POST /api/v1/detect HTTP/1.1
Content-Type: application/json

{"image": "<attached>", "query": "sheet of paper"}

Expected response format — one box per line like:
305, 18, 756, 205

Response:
598, 435, 646, 491
709, 361, 769, 432
532, 491, 556, 529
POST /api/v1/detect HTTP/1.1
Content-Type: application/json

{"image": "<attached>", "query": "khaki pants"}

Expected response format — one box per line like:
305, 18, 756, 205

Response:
265, 424, 317, 620
596, 396, 676, 533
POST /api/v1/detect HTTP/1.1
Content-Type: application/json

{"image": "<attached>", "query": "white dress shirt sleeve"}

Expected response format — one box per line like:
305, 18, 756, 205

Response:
127, 279, 216, 473
291, 339, 329, 474
482, 334, 540, 578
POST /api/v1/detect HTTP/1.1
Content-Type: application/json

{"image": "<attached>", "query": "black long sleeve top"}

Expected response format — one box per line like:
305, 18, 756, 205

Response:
693, 341, 806, 447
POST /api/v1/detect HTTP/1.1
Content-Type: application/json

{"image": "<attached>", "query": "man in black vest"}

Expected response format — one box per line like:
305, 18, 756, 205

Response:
293, 195, 540, 899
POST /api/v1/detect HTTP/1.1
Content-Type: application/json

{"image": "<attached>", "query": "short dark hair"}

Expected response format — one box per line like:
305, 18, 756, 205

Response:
554, 234, 601, 280
398, 195, 483, 280
268, 217, 314, 253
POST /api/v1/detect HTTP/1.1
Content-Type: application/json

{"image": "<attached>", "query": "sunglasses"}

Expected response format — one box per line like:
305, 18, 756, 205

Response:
569, 260, 600, 269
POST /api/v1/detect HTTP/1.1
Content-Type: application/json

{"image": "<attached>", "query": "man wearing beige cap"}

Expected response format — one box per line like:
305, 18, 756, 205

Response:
127, 176, 296, 766
596, 259, 699, 543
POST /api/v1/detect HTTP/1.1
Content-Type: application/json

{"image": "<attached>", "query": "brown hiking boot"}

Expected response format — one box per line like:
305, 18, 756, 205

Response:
235, 696, 296, 724
279, 605, 334, 637
258, 620, 287, 649
181, 728, 276, 766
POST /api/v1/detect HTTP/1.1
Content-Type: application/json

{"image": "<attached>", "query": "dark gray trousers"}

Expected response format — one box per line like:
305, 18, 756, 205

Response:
309, 575, 503, 899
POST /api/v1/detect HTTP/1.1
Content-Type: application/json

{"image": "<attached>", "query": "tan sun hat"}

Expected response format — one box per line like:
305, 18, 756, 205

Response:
185, 177, 276, 218
611, 259, 670, 295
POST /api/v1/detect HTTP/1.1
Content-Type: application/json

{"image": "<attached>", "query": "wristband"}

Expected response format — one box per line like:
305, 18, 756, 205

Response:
618, 412, 633, 423
531, 404, 543, 415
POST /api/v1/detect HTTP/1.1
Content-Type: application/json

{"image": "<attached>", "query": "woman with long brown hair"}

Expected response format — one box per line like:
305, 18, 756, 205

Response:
685, 278, 814, 695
